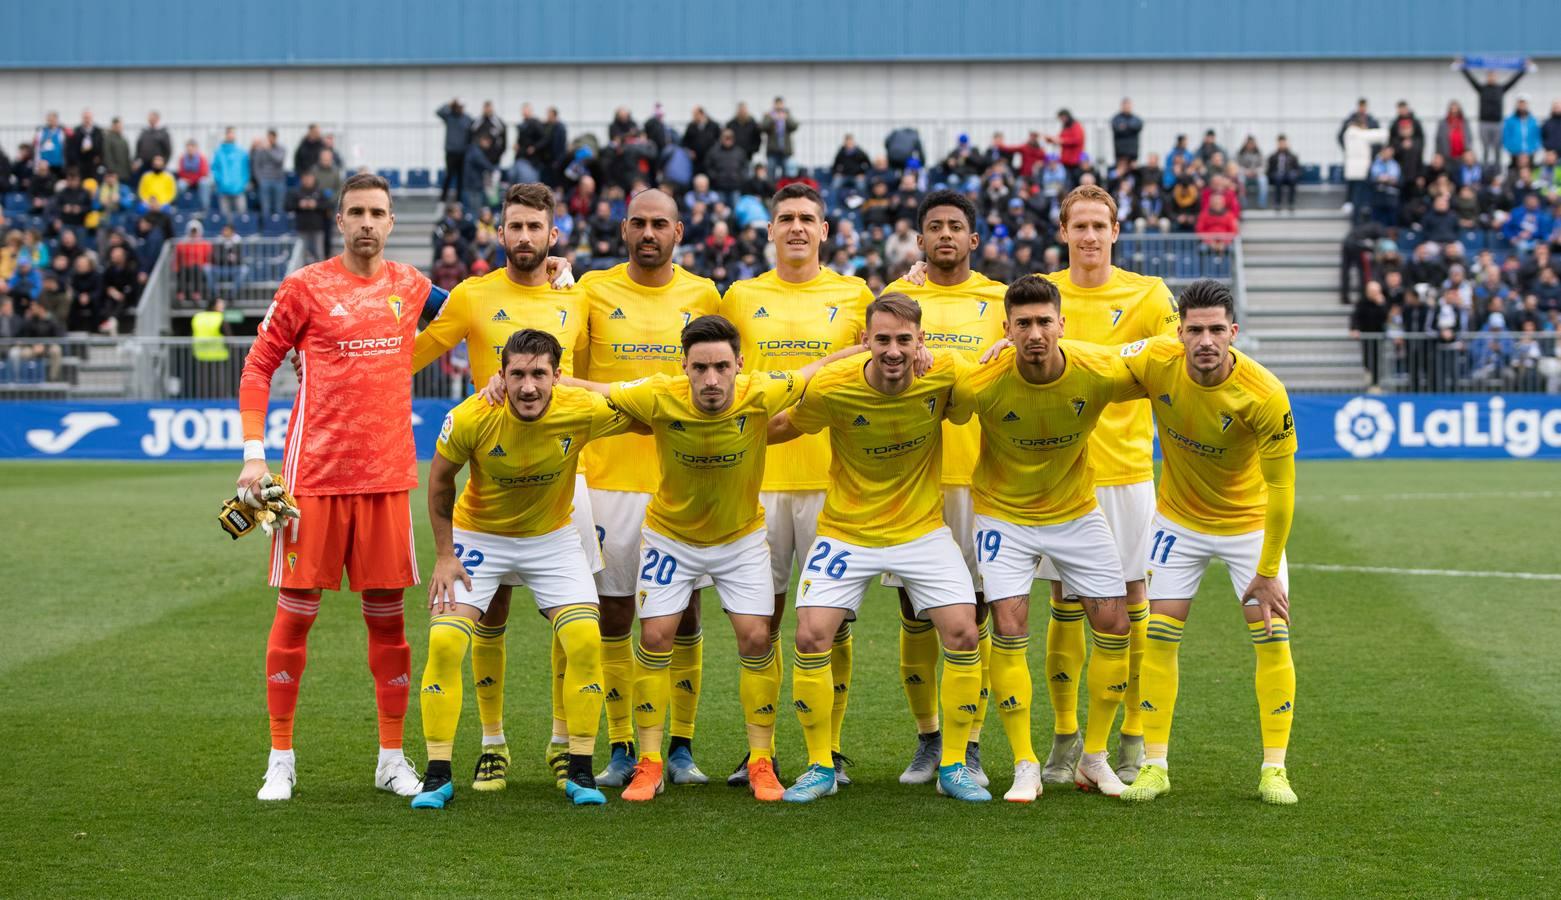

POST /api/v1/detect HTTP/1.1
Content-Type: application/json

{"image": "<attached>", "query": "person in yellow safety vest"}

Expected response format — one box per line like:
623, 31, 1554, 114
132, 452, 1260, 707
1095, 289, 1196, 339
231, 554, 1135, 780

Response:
191, 297, 235, 397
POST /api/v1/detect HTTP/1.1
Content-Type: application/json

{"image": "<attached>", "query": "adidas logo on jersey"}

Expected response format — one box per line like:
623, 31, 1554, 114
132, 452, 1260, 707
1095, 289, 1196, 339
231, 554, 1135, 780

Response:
634, 702, 657, 714
579, 683, 603, 695
904, 674, 925, 685
1108, 681, 1128, 693
674, 679, 695, 693
268, 670, 295, 684
609, 307, 626, 320
957, 703, 979, 714
422, 683, 445, 695
488, 443, 507, 457
1158, 393, 1173, 406
852, 414, 870, 426
605, 688, 622, 702
753, 306, 769, 318
999, 695, 1020, 711
793, 699, 813, 713
670, 421, 685, 431
1139, 700, 1157, 712
1271, 701, 1293, 715
1002, 410, 1021, 422
1050, 672, 1071, 683
330, 303, 349, 317
491, 309, 510, 321
387, 673, 410, 687
475, 676, 496, 688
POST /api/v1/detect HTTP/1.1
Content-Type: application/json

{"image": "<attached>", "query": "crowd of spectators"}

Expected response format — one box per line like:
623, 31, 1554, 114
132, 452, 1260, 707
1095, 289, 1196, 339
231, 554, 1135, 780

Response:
1338, 60, 1561, 392
426, 95, 1269, 293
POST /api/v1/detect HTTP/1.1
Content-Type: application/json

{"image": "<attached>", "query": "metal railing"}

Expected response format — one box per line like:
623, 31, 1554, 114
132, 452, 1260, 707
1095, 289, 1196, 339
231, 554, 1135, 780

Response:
1244, 330, 1561, 394
166, 237, 305, 314
1113, 232, 1240, 283
0, 337, 465, 401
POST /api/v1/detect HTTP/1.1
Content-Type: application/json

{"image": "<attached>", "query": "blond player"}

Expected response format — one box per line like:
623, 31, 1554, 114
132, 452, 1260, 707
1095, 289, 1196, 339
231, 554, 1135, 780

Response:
1037, 184, 1180, 786
770, 294, 988, 804
579, 189, 721, 786
411, 182, 594, 793
1116, 280, 1299, 806
717, 183, 872, 787
883, 188, 1008, 787
948, 276, 1144, 801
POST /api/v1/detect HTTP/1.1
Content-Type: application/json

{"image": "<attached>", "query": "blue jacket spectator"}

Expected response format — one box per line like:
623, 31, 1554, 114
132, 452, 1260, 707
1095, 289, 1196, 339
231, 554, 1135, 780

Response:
8, 260, 42, 300
1502, 195, 1554, 248
461, 137, 499, 212
210, 129, 251, 215
1504, 99, 1543, 159
33, 114, 67, 171
438, 100, 475, 202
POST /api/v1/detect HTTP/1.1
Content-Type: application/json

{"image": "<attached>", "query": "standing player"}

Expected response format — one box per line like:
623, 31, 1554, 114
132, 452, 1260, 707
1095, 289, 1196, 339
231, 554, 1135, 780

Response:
579, 189, 720, 786
1116, 280, 1298, 806
570, 315, 863, 802
948, 276, 1142, 801
414, 330, 636, 810
1037, 184, 1180, 786
882, 189, 1007, 786
717, 183, 873, 786
241, 173, 430, 801
770, 294, 989, 804
411, 182, 594, 793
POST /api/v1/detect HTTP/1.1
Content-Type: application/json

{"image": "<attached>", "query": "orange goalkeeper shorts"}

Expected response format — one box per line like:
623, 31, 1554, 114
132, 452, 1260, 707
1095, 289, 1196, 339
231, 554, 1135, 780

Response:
268, 491, 419, 592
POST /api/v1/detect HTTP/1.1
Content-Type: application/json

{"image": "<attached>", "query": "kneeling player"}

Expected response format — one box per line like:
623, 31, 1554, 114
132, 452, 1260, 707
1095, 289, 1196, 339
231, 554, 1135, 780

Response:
414, 330, 637, 809
570, 315, 860, 802
1115, 280, 1299, 806
949, 275, 1144, 800
771, 294, 988, 803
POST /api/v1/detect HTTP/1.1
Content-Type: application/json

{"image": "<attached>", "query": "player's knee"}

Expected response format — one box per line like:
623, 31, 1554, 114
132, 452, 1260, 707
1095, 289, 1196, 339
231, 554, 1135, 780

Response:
427, 623, 470, 665
940, 621, 979, 652
794, 620, 834, 654
637, 617, 679, 655
991, 597, 1029, 636
1091, 598, 1130, 635
597, 596, 635, 636
736, 632, 771, 658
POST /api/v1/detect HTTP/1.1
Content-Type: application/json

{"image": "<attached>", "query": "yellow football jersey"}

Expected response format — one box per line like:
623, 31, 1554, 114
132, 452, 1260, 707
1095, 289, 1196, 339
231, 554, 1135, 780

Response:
412, 270, 588, 383
885, 272, 1009, 486
789, 351, 960, 547
950, 341, 1146, 526
1120, 336, 1297, 535
611, 371, 803, 546
436, 386, 631, 537
578, 264, 721, 493
719, 269, 872, 492
1041, 267, 1179, 486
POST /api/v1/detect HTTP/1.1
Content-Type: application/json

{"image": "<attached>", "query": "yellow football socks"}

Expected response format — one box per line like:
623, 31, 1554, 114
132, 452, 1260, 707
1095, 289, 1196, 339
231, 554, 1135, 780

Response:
900, 613, 940, 734
989, 631, 1037, 763
470, 621, 507, 740
739, 646, 780, 762
1084, 628, 1130, 754
631, 641, 672, 762
1120, 600, 1150, 737
939, 648, 983, 766
1140, 613, 1185, 761
830, 621, 853, 753
552, 605, 604, 756
421, 615, 473, 762
1046, 599, 1087, 735
669, 629, 703, 743
971, 615, 992, 743
601, 633, 633, 745
792, 648, 834, 768
1250, 619, 1295, 766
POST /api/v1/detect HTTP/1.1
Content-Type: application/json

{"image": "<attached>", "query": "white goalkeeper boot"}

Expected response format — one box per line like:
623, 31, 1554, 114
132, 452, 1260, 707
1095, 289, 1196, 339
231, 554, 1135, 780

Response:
258, 750, 296, 801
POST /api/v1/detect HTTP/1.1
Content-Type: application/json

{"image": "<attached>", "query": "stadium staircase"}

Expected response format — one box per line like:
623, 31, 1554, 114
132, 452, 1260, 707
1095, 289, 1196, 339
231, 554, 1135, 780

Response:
385, 194, 444, 268
1239, 185, 1362, 391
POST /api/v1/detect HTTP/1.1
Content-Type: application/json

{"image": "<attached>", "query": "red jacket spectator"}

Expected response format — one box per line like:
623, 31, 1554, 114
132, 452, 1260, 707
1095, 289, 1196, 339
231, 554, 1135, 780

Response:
995, 132, 1048, 179
1199, 182, 1243, 219
1051, 115, 1086, 168
1196, 197, 1240, 248
176, 145, 209, 190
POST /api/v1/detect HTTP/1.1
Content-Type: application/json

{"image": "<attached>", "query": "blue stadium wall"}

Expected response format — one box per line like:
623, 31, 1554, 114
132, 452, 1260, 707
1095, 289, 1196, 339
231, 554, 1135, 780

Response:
9, 0, 1561, 68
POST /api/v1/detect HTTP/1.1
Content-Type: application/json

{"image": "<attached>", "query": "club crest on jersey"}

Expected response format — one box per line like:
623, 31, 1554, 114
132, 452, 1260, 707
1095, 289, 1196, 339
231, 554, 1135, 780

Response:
681, 311, 692, 326
1071, 396, 1087, 417
491, 309, 510, 322
1219, 412, 1234, 432
1110, 307, 1124, 327
925, 397, 938, 416
387, 294, 404, 321
558, 435, 573, 455
286, 552, 298, 572
977, 301, 989, 317
826, 305, 839, 322
736, 415, 748, 434
557, 308, 569, 327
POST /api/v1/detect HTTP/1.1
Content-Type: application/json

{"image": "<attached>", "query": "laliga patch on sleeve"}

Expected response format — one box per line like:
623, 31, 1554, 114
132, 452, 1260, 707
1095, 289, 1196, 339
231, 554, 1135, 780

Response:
1121, 339, 1148, 357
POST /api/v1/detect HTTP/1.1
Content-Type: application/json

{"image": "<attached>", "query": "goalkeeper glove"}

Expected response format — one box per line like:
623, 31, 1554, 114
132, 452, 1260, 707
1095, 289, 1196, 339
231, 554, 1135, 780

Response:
219, 473, 301, 539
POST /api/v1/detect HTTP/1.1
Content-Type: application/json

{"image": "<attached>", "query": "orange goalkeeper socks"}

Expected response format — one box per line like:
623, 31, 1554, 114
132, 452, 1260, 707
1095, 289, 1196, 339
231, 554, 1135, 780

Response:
361, 591, 410, 750
265, 590, 319, 751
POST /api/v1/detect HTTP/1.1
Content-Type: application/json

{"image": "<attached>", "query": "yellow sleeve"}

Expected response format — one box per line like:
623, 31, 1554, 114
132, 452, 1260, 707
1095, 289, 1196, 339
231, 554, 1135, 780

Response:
1256, 454, 1295, 578
1109, 354, 1149, 403
945, 355, 982, 425
412, 283, 469, 373
608, 374, 666, 424
1255, 389, 1299, 460
1150, 281, 1180, 338
789, 378, 832, 434
758, 370, 803, 414
717, 282, 741, 321
571, 315, 591, 379
434, 404, 471, 465
589, 392, 634, 440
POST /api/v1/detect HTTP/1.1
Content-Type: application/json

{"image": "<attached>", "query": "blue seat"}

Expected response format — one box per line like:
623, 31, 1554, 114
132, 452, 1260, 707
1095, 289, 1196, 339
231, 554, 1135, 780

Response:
205, 212, 228, 233
2, 191, 27, 214
260, 213, 290, 237
376, 168, 402, 189
1301, 164, 1322, 185
1327, 164, 1344, 185
233, 213, 259, 236
285, 172, 300, 188
406, 168, 432, 189
174, 191, 202, 211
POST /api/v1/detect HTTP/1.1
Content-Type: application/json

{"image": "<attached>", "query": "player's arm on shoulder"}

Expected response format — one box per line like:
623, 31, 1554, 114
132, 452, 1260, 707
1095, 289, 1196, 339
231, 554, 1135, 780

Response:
411, 283, 463, 374
562, 375, 615, 397
1108, 352, 1149, 402
587, 392, 648, 439
426, 447, 471, 613
603, 374, 662, 424
795, 343, 867, 385
767, 409, 804, 445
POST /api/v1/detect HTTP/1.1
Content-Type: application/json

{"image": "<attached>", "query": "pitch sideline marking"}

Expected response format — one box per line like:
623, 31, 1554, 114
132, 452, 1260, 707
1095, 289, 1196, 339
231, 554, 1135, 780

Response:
1293, 563, 1561, 582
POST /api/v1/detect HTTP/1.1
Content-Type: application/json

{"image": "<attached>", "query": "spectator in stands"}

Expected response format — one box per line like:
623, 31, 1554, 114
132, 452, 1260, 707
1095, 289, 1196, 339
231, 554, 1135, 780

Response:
438, 100, 474, 202
101, 116, 132, 186
974, 241, 1015, 282
67, 109, 103, 177
683, 173, 720, 212
311, 148, 343, 201
211, 127, 250, 216
1504, 95, 1544, 164
1542, 100, 1561, 157
469, 225, 502, 274
132, 209, 167, 273
1110, 97, 1143, 163
461, 134, 500, 213
294, 123, 325, 177
1435, 100, 1473, 169
514, 103, 545, 172
1519, 242, 1561, 288
682, 106, 721, 174
762, 97, 798, 176
252, 130, 287, 221
174, 141, 210, 211
607, 107, 638, 143
1460, 57, 1530, 169
1472, 264, 1512, 322
208, 223, 247, 294
1044, 109, 1085, 185
1195, 129, 1225, 168
1342, 114, 1389, 222
884, 217, 918, 269
1368, 145, 1401, 226
1503, 191, 1553, 251
644, 103, 670, 154
101, 244, 140, 326
432, 243, 467, 292
34, 111, 67, 178
67, 253, 105, 332
537, 107, 568, 186
1352, 279, 1391, 388
726, 102, 762, 162
1336, 98, 1379, 150
1266, 135, 1300, 213
0, 297, 20, 344
51, 170, 92, 242
7, 257, 41, 302
135, 111, 171, 176
174, 220, 211, 307
1169, 174, 1201, 232
1420, 192, 1461, 244
704, 129, 748, 195
474, 101, 507, 166
1232, 136, 1265, 209
884, 126, 924, 171
11, 300, 63, 381
1534, 266, 1561, 312
286, 171, 328, 262
1196, 191, 1239, 252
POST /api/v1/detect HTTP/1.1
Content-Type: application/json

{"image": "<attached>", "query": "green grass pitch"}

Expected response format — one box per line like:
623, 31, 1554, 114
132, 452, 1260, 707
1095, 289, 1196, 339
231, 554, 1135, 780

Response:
0, 460, 1556, 897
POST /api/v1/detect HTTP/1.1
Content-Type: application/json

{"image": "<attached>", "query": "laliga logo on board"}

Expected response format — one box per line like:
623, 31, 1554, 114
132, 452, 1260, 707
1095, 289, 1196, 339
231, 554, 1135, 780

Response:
1335, 396, 1561, 459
